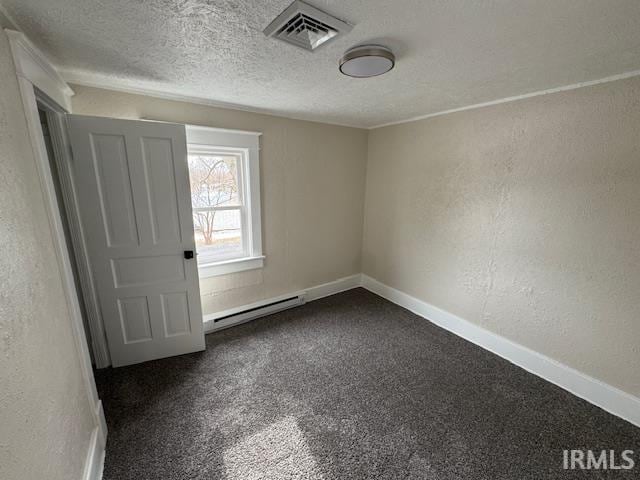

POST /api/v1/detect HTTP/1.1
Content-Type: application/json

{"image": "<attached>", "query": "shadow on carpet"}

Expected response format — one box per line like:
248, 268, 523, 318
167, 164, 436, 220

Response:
95, 288, 640, 479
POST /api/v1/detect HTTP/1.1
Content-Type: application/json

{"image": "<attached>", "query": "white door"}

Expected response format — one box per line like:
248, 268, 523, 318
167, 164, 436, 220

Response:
67, 115, 204, 367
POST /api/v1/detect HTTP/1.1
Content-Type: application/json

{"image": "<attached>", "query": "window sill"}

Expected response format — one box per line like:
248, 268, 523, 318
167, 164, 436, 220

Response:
198, 255, 265, 278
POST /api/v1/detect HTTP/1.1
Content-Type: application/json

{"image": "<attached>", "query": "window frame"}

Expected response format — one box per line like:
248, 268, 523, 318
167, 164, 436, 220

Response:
186, 125, 263, 278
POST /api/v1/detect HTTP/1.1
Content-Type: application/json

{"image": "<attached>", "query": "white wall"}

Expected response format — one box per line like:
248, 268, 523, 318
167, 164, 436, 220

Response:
70, 85, 369, 316
0, 28, 96, 480
363, 76, 640, 398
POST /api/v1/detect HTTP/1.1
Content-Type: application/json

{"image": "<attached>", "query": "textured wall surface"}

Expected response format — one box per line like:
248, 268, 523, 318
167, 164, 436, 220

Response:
3, 0, 640, 127
363, 76, 640, 397
0, 30, 95, 480
71, 85, 368, 316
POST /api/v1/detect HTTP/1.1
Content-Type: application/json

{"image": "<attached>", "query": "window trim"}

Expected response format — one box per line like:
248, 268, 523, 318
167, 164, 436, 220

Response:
186, 125, 263, 278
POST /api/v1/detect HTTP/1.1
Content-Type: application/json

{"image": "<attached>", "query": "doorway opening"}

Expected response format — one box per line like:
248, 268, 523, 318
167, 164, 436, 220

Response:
37, 103, 96, 364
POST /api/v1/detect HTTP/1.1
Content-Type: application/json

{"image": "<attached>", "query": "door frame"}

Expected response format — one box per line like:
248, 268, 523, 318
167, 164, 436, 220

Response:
38, 94, 112, 368
6, 28, 107, 476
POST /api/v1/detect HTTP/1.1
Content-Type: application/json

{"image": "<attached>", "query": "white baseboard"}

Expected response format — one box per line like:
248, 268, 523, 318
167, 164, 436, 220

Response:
82, 400, 107, 480
304, 274, 362, 302
82, 428, 105, 480
361, 274, 640, 429
95, 400, 107, 446
203, 274, 362, 333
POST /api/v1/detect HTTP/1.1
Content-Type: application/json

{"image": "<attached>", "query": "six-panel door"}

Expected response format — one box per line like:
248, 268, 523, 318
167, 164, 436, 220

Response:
67, 115, 204, 367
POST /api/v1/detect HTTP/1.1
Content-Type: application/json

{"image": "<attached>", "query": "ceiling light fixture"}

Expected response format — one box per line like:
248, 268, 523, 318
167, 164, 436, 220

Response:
339, 45, 395, 78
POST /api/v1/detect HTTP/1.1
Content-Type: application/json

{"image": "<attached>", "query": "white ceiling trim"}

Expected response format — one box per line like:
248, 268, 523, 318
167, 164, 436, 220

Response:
370, 69, 640, 130
64, 68, 640, 132
62, 72, 367, 130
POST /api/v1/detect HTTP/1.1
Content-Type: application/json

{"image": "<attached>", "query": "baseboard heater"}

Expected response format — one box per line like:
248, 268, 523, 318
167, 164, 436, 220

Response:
205, 293, 306, 332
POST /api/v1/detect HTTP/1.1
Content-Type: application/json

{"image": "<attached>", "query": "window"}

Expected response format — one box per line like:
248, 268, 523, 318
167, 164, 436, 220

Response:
186, 126, 263, 277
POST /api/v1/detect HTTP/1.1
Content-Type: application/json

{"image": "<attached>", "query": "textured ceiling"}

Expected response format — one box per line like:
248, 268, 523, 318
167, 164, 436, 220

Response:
3, 0, 640, 128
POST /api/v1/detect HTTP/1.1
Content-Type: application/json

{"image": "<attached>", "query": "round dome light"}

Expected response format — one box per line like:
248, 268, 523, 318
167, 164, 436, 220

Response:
339, 45, 395, 78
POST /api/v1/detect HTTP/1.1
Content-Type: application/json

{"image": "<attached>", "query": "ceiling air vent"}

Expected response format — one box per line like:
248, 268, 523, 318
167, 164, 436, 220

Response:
263, 0, 352, 51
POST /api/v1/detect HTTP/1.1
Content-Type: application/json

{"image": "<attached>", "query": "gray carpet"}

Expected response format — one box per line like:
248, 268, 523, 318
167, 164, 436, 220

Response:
95, 288, 639, 479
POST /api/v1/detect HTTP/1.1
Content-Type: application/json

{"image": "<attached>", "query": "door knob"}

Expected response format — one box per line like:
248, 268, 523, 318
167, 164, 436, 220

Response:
184, 250, 194, 259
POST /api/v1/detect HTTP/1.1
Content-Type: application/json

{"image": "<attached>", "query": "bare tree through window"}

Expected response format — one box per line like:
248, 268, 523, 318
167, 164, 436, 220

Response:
188, 153, 244, 264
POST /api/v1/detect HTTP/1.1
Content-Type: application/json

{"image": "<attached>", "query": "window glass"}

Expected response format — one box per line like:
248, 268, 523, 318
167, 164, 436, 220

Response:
188, 153, 240, 207
188, 152, 244, 265
193, 208, 243, 264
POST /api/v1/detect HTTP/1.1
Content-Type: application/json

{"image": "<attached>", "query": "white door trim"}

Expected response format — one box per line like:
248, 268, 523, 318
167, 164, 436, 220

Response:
38, 94, 112, 368
6, 29, 111, 369
6, 28, 106, 474
5, 29, 74, 111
